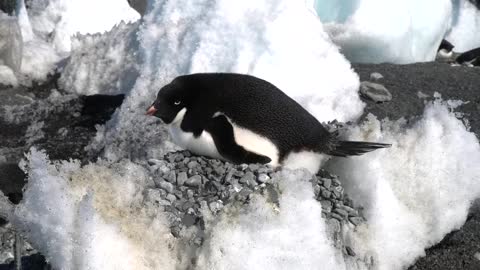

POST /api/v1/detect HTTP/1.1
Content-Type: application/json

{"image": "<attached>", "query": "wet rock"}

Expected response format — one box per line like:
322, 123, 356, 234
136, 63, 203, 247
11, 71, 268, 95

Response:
360, 81, 392, 103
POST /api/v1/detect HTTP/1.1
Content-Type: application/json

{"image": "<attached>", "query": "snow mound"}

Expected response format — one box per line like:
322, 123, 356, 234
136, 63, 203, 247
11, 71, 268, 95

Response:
328, 98, 480, 269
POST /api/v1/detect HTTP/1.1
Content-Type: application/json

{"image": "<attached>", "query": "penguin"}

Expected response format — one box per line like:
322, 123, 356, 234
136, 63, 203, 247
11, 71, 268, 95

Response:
146, 73, 391, 173
437, 39, 455, 60
455, 47, 480, 67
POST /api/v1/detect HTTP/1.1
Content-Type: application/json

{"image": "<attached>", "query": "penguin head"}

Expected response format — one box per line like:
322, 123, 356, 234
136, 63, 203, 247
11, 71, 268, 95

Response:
146, 79, 193, 124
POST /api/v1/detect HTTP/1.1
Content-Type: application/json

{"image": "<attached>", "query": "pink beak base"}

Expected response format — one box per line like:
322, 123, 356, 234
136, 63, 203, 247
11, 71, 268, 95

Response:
146, 106, 157, 116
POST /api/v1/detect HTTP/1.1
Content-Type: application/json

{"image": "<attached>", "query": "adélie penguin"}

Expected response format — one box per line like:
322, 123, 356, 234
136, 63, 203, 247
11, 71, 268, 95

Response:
146, 73, 391, 173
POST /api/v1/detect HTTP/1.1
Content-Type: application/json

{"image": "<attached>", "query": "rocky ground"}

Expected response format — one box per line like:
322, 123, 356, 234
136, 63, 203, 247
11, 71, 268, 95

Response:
0, 62, 479, 269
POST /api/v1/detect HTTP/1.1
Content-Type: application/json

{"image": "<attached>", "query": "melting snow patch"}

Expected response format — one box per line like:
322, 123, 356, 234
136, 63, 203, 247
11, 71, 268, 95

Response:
328, 99, 480, 269
13, 149, 177, 270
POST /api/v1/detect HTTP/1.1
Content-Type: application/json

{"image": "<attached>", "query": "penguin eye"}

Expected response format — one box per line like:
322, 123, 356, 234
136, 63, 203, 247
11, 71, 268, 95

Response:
174, 100, 181, 106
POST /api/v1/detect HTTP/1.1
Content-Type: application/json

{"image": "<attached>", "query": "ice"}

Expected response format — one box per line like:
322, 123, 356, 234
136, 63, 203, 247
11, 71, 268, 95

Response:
446, 0, 480, 52
313, 0, 453, 63
59, 21, 140, 95
327, 99, 480, 269
88, 0, 362, 162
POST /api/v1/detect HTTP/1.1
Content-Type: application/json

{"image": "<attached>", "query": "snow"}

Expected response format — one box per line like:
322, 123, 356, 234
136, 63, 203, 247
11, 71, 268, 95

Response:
59, 21, 140, 95
197, 170, 345, 270
313, 0, 480, 63
327, 98, 480, 269
4, 0, 140, 84
446, 0, 480, 52
0, 65, 18, 86
13, 149, 177, 270
314, 0, 453, 64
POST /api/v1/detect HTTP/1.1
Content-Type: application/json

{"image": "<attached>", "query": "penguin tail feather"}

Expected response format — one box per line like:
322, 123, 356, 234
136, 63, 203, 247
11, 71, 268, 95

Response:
327, 140, 391, 157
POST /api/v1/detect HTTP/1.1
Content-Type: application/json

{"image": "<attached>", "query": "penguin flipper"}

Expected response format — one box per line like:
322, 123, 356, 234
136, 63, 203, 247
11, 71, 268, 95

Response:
206, 115, 272, 164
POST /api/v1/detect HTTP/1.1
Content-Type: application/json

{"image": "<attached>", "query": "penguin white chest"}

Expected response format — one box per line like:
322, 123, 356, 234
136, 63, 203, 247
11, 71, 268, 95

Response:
168, 108, 223, 160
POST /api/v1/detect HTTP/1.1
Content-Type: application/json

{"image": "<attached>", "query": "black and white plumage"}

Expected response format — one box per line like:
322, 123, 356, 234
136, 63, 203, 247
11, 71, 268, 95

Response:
146, 73, 390, 173
437, 39, 455, 59
456, 47, 480, 67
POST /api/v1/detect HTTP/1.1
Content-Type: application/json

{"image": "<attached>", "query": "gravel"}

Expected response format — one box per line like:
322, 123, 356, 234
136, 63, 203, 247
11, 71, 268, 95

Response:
141, 150, 367, 263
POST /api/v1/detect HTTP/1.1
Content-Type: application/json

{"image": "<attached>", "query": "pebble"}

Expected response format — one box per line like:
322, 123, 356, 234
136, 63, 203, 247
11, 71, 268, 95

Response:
323, 178, 332, 189
165, 171, 176, 183
153, 151, 365, 258
257, 174, 270, 183
177, 172, 187, 186
186, 175, 202, 187
369, 72, 384, 81
360, 81, 393, 103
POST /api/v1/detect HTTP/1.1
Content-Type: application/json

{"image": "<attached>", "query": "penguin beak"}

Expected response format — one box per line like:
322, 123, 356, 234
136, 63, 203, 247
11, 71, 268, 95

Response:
146, 105, 157, 116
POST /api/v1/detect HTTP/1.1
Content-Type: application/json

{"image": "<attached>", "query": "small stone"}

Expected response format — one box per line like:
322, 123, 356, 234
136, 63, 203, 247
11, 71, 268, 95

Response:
177, 172, 188, 186
166, 194, 177, 203
209, 201, 223, 213
313, 184, 321, 196
166, 171, 176, 183
349, 217, 364, 226
321, 190, 331, 199
323, 178, 332, 189
187, 161, 198, 169
159, 180, 174, 194
330, 212, 343, 221
187, 189, 194, 199
474, 252, 480, 261
369, 72, 384, 81
174, 154, 184, 162
333, 208, 348, 218
148, 159, 162, 166
360, 81, 392, 103
345, 246, 356, 256
320, 200, 333, 212
257, 173, 270, 183
240, 171, 255, 184
248, 164, 260, 171
186, 175, 202, 187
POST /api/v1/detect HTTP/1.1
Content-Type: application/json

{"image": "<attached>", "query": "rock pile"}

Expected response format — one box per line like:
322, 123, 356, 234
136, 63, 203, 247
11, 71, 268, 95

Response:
147, 150, 366, 256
